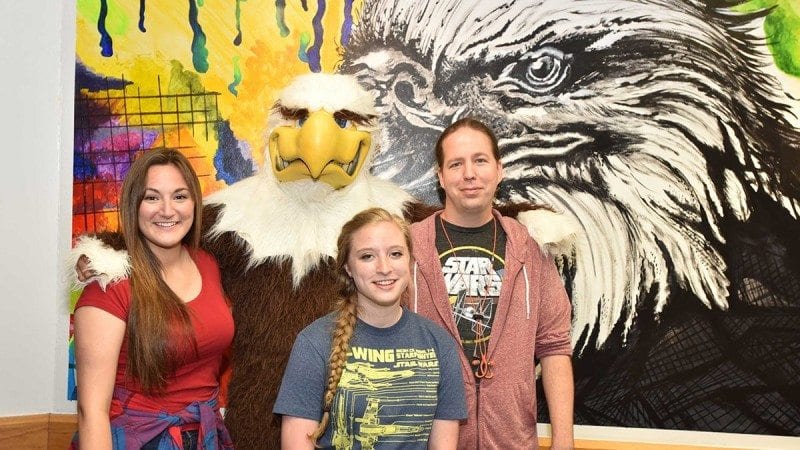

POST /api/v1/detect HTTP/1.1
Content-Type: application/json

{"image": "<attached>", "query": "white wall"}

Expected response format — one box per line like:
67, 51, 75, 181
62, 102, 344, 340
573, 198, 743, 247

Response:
0, 1, 74, 415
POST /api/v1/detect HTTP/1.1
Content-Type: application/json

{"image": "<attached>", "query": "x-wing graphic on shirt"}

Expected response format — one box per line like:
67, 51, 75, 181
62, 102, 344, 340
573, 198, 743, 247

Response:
354, 398, 425, 449
330, 348, 439, 449
338, 362, 415, 391
332, 396, 355, 449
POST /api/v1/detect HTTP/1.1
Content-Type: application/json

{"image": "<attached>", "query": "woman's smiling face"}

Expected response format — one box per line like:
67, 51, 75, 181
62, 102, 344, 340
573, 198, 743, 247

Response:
137, 164, 195, 257
345, 221, 411, 311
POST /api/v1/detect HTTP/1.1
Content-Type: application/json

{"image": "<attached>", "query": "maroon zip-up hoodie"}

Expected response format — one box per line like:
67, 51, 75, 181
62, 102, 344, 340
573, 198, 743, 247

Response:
409, 210, 573, 449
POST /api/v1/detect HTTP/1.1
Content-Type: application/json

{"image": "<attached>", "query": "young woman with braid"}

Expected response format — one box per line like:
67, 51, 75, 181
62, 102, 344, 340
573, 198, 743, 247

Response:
71, 149, 234, 449
274, 208, 466, 449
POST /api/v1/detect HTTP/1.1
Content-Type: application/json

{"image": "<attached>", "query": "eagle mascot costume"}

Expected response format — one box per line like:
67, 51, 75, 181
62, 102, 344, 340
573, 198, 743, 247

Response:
70, 72, 574, 447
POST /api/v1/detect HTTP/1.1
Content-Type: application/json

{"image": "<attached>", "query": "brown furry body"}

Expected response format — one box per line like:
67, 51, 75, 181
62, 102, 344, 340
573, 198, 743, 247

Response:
200, 204, 338, 446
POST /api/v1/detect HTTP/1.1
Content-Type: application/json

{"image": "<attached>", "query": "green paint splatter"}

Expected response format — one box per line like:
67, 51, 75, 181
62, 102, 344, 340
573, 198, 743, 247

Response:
69, 288, 82, 311
168, 60, 205, 93
77, 0, 129, 35
276, 0, 290, 37
298, 32, 311, 62
228, 55, 243, 96
188, 0, 210, 73
737, 0, 800, 76
233, 0, 246, 45
77, 0, 100, 22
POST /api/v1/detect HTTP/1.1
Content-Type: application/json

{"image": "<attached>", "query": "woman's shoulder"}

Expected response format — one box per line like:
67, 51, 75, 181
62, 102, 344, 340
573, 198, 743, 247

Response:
74, 278, 131, 319
77, 277, 130, 300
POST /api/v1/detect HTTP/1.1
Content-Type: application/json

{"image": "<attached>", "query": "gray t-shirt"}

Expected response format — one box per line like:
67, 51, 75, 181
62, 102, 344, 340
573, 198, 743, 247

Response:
274, 308, 466, 449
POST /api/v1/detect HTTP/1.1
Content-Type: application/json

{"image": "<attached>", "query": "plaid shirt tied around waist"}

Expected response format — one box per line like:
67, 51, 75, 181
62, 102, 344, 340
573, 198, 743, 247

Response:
70, 386, 233, 449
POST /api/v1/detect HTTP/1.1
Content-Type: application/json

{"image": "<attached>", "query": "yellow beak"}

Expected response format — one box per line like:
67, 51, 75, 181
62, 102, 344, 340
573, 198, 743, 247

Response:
267, 110, 372, 189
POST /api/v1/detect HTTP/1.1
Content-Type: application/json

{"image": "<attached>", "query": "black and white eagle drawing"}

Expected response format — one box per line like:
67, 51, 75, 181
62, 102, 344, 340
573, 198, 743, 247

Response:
339, 0, 800, 435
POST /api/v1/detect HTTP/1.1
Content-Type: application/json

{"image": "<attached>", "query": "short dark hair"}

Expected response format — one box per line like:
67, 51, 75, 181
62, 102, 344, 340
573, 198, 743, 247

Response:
434, 117, 500, 168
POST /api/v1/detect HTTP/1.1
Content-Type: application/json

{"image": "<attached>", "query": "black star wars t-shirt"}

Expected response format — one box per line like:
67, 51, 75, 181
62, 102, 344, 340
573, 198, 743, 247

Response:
435, 216, 506, 378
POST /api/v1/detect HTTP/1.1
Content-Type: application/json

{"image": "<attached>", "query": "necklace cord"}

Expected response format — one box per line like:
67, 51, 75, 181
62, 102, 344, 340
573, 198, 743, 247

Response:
439, 215, 497, 379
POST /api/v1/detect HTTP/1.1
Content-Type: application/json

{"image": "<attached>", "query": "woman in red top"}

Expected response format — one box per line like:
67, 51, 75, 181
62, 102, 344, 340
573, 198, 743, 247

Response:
72, 149, 234, 449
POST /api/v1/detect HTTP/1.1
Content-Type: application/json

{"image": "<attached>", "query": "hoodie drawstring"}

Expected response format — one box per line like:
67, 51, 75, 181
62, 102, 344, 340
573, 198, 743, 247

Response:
412, 261, 419, 313
523, 265, 530, 319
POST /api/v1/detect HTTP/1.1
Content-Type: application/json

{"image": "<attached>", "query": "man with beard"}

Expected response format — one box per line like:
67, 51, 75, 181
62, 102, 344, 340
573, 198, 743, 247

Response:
409, 118, 574, 449
341, 0, 800, 435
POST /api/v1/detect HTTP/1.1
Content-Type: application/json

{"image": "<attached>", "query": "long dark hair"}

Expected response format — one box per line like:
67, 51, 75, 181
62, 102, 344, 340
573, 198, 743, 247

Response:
119, 148, 203, 393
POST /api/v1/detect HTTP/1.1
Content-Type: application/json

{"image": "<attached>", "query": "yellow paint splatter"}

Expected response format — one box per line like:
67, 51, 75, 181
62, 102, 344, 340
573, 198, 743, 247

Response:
76, 0, 363, 174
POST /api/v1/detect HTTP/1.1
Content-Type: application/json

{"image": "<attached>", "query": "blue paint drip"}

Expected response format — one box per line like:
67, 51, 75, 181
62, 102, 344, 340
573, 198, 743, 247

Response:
98, 0, 113, 57
213, 121, 255, 185
138, 0, 147, 32
275, 0, 290, 37
67, 340, 77, 401
341, 0, 354, 46
307, 0, 325, 72
188, 0, 210, 73
233, 0, 243, 45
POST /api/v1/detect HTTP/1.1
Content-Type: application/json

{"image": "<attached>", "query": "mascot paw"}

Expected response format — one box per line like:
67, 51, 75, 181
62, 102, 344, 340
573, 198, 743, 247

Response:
66, 235, 131, 290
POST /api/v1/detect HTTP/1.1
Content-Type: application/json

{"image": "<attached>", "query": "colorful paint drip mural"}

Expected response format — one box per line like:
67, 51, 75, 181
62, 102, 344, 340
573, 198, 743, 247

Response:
70, 0, 800, 437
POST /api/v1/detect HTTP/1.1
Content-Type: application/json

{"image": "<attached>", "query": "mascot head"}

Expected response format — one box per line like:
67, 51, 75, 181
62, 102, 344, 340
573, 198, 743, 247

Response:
267, 73, 378, 189
203, 73, 410, 284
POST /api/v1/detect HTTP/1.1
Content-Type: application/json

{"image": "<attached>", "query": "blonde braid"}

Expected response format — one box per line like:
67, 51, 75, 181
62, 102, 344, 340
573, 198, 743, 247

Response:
308, 296, 358, 443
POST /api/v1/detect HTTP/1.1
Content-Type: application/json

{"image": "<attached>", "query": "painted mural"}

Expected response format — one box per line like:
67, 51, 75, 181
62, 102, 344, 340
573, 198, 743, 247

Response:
71, 0, 800, 437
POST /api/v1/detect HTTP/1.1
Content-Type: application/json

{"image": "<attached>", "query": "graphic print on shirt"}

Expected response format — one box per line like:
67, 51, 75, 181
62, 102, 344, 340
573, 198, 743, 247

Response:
440, 246, 505, 364
331, 346, 441, 449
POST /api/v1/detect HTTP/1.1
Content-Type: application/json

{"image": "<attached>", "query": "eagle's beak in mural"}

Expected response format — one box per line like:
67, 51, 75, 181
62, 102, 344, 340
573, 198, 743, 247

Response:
268, 109, 371, 189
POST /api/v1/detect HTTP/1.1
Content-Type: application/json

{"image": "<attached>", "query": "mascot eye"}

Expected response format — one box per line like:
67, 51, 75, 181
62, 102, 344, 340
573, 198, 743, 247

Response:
335, 117, 348, 128
498, 47, 571, 93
